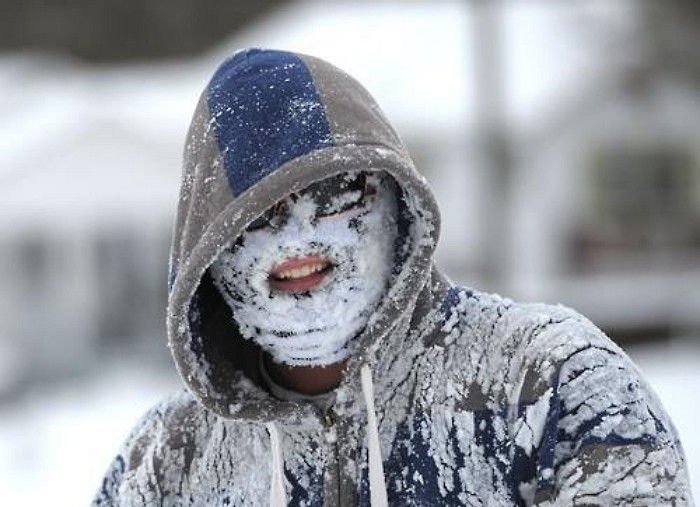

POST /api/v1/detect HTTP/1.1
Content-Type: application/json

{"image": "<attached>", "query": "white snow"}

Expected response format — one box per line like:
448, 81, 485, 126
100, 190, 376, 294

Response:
514, 387, 553, 457
209, 173, 399, 366
0, 359, 179, 506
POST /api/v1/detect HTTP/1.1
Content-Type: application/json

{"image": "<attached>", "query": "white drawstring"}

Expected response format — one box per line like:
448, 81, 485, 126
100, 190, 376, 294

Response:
266, 421, 288, 507
361, 364, 389, 507
266, 366, 388, 507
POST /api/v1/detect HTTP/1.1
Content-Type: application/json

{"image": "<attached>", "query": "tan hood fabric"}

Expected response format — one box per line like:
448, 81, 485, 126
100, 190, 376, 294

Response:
166, 48, 443, 421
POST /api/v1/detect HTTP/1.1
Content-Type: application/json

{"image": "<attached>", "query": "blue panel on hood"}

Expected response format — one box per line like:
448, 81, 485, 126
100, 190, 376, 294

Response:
207, 48, 334, 196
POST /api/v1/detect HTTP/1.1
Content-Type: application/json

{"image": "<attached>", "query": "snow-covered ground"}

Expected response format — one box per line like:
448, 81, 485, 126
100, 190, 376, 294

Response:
0, 359, 180, 505
0, 339, 697, 505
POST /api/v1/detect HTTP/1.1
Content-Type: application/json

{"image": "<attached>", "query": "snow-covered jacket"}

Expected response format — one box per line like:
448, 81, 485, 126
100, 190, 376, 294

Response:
92, 48, 693, 506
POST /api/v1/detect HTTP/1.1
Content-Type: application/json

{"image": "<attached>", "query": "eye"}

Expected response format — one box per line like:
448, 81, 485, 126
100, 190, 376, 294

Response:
245, 201, 288, 231
246, 213, 272, 231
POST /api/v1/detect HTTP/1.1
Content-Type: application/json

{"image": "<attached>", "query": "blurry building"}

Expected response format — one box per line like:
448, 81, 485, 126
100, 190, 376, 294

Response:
510, 0, 700, 342
511, 68, 700, 342
0, 59, 198, 393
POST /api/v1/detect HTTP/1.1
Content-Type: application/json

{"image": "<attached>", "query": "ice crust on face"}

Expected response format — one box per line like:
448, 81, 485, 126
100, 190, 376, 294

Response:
209, 172, 399, 366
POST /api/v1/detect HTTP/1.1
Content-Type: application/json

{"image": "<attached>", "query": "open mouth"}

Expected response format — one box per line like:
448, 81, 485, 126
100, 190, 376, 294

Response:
268, 255, 333, 292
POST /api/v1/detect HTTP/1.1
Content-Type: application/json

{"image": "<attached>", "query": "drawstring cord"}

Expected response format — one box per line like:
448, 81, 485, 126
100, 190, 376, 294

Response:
266, 422, 288, 507
361, 364, 389, 507
266, 364, 388, 507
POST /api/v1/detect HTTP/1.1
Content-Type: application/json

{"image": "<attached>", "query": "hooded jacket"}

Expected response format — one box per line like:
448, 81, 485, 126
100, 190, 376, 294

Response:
92, 48, 693, 506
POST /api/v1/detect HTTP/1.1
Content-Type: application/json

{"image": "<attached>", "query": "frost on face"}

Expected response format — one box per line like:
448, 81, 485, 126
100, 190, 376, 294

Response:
209, 172, 400, 367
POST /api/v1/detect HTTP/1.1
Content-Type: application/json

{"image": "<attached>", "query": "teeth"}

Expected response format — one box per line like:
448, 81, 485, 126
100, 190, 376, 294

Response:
275, 262, 328, 280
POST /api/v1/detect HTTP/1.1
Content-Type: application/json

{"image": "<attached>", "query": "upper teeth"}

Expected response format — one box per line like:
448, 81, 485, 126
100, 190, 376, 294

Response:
275, 262, 328, 280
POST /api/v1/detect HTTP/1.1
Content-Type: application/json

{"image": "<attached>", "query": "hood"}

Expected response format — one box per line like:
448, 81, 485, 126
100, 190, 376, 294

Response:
166, 48, 442, 421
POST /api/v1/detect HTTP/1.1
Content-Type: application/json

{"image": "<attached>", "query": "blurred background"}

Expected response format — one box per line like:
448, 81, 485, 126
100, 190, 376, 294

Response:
0, 0, 698, 503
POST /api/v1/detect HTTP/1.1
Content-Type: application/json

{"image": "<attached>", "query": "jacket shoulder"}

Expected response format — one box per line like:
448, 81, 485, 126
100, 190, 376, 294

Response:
435, 284, 599, 354
430, 284, 641, 406
124, 387, 205, 465
431, 286, 692, 504
91, 387, 206, 506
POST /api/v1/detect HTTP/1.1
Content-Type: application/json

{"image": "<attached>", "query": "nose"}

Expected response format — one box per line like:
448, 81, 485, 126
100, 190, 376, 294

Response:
283, 194, 318, 228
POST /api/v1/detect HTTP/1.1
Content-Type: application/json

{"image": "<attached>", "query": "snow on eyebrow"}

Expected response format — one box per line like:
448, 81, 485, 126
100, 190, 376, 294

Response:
322, 188, 363, 214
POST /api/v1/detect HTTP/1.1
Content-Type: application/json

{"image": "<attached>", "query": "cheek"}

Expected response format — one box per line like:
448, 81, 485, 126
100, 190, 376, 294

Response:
229, 231, 278, 268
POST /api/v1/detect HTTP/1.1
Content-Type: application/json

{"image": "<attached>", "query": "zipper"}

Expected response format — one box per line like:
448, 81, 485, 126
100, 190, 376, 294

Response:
323, 407, 336, 428
323, 406, 342, 506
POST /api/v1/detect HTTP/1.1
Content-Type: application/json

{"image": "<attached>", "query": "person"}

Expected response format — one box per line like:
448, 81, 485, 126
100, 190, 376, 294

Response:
92, 48, 693, 506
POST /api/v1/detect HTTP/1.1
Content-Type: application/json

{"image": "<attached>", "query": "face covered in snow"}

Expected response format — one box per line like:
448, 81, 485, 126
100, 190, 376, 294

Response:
209, 171, 399, 367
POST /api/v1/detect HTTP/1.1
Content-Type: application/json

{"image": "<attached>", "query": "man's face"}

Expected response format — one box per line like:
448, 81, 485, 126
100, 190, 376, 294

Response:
247, 171, 377, 294
210, 171, 400, 366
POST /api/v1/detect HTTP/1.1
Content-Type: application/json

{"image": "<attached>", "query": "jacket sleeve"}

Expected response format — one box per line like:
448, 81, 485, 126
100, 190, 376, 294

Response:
528, 343, 693, 506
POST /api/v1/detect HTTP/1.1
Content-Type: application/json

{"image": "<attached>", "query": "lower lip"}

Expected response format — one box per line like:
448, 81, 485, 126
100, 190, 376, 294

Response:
268, 266, 332, 292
